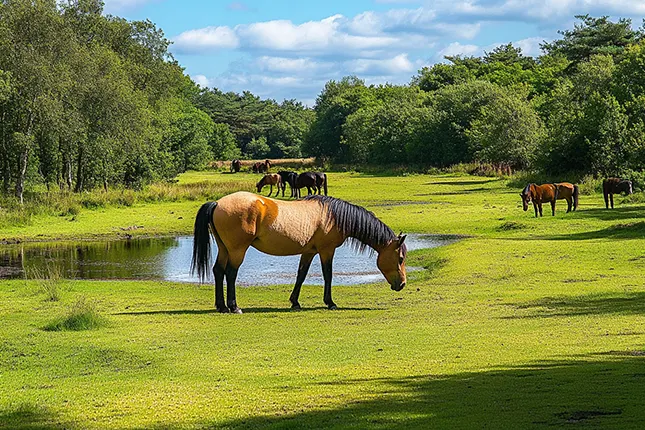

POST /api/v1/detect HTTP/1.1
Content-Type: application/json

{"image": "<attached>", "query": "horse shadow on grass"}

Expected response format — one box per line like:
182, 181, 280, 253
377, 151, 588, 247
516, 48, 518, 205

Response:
143, 356, 645, 429
114, 306, 377, 316
503, 292, 645, 320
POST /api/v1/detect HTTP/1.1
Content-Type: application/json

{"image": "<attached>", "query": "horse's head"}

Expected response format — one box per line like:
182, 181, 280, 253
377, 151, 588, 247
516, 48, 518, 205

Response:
377, 234, 407, 291
255, 179, 264, 192
624, 180, 633, 195
520, 184, 532, 211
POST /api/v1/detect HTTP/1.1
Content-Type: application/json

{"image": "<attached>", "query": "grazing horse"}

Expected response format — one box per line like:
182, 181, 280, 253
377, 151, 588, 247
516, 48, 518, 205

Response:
252, 159, 272, 174
191, 192, 407, 313
520, 183, 579, 217
295, 172, 328, 198
277, 170, 298, 198
555, 182, 580, 213
230, 159, 241, 173
603, 178, 633, 209
256, 174, 282, 196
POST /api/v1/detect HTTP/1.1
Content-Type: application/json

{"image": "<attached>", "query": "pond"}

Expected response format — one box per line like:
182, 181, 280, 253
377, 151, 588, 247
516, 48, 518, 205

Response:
0, 234, 458, 286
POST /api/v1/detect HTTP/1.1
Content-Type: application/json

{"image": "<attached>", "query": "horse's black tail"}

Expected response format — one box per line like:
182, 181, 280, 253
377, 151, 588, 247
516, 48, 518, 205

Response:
573, 185, 580, 211
323, 173, 328, 196
191, 201, 218, 283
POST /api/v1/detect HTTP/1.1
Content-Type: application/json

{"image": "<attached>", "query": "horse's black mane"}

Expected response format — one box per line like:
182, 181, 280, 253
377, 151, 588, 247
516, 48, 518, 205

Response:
304, 195, 398, 253
521, 184, 532, 195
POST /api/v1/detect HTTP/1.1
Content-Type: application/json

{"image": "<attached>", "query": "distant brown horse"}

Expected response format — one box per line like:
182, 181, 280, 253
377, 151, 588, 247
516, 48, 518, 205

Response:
230, 159, 241, 173
252, 159, 271, 174
520, 182, 579, 217
603, 178, 633, 209
192, 192, 407, 313
256, 174, 282, 196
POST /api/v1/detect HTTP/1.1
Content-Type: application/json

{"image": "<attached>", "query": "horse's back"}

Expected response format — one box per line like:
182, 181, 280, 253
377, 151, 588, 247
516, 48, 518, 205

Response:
555, 182, 575, 198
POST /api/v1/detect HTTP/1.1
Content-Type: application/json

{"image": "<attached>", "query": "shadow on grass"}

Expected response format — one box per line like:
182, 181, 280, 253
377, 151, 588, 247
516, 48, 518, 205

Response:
539, 221, 645, 240
114, 306, 377, 316
146, 356, 644, 429
566, 206, 645, 221
0, 403, 73, 430
505, 292, 645, 319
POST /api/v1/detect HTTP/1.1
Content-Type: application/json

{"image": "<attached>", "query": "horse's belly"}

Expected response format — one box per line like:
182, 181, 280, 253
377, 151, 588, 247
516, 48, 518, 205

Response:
251, 235, 313, 256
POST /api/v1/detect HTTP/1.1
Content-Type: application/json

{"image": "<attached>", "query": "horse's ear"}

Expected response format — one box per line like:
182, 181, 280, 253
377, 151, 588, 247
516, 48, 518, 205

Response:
398, 234, 407, 246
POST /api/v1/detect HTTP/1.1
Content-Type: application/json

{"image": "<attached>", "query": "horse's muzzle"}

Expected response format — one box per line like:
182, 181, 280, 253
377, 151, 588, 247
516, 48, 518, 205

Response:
392, 282, 405, 291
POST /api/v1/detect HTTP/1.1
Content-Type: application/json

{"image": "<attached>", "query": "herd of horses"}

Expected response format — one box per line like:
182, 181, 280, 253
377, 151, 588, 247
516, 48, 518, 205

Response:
192, 164, 635, 313
230, 159, 328, 198
520, 177, 633, 217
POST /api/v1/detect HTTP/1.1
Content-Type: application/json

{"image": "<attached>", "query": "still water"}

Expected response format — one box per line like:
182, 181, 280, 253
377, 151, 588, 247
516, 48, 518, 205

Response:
0, 234, 457, 286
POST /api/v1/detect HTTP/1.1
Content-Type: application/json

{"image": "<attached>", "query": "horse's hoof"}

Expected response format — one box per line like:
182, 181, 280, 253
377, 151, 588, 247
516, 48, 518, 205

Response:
230, 307, 243, 314
328, 304, 338, 310
216, 307, 230, 313
291, 303, 302, 311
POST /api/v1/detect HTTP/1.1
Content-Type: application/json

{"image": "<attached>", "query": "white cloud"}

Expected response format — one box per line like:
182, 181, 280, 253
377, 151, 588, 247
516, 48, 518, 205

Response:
345, 54, 415, 75
437, 42, 481, 59
173, 1, 645, 102
192, 74, 212, 88
174, 26, 239, 52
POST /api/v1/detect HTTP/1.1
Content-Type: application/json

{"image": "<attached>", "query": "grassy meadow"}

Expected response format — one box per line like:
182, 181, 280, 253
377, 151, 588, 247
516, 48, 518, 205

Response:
1, 171, 645, 428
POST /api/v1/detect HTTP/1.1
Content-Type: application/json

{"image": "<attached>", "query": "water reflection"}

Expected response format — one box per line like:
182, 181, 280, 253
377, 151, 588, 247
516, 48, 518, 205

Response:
0, 234, 457, 286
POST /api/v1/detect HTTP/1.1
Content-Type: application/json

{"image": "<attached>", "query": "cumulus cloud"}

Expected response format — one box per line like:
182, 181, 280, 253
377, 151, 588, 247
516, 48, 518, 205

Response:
174, 26, 239, 52
174, 1, 645, 102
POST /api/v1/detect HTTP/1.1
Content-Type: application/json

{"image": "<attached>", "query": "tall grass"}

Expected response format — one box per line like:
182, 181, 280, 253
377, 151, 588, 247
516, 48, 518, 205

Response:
43, 296, 107, 332
0, 179, 247, 229
25, 265, 64, 302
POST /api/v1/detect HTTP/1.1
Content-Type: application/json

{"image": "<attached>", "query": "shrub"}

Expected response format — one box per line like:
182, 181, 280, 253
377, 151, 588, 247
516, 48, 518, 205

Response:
43, 297, 107, 331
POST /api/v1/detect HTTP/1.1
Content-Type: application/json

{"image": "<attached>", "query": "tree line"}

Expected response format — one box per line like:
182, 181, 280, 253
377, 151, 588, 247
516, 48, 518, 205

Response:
0, 0, 313, 204
305, 15, 645, 184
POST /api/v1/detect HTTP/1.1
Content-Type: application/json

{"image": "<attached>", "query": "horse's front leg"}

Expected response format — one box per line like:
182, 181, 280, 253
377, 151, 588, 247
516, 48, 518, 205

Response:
604, 192, 610, 209
551, 200, 557, 216
320, 249, 337, 310
538, 202, 543, 217
267, 185, 272, 196
225, 250, 247, 314
610, 193, 615, 209
275, 184, 281, 197
533, 202, 538, 218
289, 252, 316, 310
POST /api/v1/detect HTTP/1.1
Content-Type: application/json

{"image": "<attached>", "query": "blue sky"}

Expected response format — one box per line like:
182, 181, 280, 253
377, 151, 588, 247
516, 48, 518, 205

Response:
105, 0, 645, 105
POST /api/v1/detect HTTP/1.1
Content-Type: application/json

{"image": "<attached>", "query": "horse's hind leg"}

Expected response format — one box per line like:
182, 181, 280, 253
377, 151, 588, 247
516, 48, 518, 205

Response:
604, 192, 610, 209
610, 193, 615, 209
566, 197, 572, 213
551, 200, 557, 216
289, 252, 316, 310
212, 237, 229, 312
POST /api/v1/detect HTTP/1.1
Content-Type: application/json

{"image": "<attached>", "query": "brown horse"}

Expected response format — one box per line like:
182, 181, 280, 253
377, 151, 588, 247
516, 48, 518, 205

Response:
520, 183, 579, 217
191, 192, 407, 313
256, 174, 282, 196
603, 178, 633, 209
252, 159, 272, 174
230, 159, 241, 173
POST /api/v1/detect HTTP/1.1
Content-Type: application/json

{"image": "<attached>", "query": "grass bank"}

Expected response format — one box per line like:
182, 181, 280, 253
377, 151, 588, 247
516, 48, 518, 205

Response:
1, 172, 645, 428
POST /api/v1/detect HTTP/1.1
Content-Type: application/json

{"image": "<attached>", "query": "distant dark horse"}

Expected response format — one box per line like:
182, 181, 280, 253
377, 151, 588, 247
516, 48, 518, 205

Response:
295, 172, 328, 198
191, 192, 407, 313
252, 159, 271, 174
277, 170, 298, 198
230, 159, 241, 173
603, 178, 633, 209
520, 182, 579, 217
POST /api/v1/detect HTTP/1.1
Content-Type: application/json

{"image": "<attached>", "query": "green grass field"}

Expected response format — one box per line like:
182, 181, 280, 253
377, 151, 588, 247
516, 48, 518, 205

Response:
1, 172, 645, 429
